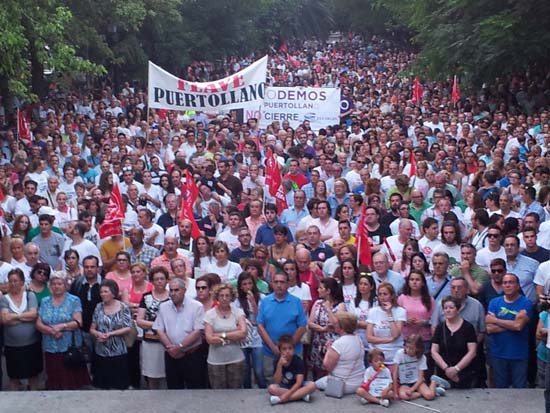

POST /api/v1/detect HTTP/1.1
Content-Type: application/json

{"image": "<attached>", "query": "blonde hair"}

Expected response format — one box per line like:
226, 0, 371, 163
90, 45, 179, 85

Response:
213, 283, 237, 301
335, 312, 358, 334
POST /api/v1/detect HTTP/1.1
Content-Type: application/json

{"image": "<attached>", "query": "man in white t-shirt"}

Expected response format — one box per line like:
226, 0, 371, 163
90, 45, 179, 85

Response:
138, 209, 164, 249
475, 225, 506, 272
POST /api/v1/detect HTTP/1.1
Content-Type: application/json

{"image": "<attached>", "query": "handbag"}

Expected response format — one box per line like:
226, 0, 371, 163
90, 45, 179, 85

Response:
325, 336, 362, 398
63, 331, 86, 369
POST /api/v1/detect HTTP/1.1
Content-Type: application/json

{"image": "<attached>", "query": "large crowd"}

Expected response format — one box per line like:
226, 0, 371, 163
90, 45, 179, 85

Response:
0, 34, 549, 409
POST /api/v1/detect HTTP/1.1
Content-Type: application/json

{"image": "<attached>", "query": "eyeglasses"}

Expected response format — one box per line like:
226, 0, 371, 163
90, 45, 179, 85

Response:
196, 286, 208, 290
487, 233, 501, 238
491, 268, 504, 273
117, 258, 129, 262
36, 269, 47, 275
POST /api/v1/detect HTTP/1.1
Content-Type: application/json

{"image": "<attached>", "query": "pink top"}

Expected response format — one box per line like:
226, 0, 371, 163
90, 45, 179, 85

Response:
129, 282, 153, 305
106, 272, 132, 297
397, 294, 435, 341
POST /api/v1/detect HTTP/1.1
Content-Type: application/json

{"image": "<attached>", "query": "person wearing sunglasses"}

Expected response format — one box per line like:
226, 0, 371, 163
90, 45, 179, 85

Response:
28, 263, 52, 305
475, 225, 506, 273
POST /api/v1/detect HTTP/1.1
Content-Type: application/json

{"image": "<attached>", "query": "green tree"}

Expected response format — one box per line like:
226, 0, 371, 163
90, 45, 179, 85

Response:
0, 0, 103, 102
380, 0, 550, 84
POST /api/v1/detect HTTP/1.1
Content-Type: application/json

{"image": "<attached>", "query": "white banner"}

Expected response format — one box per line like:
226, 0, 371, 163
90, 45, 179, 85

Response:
260, 87, 340, 130
148, 56, 267, 114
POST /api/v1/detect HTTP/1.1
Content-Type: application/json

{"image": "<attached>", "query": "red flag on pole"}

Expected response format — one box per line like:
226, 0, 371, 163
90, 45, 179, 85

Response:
451, 75, 461, 104
409, 150, 417, 178
265, 147, 288, 214
99, 184, 125, 239
287, 53, 300, 69
104, 184, 125, 221
17, 109, 32, 145
98, 219, 123, 239
280, 40, 288, 54
412, 77, 423, 104
355, 203, 372, 267
179, 171, 201, 239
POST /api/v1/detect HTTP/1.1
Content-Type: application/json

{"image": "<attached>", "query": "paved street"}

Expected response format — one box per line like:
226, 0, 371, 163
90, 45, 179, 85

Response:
0, 389, 544, 413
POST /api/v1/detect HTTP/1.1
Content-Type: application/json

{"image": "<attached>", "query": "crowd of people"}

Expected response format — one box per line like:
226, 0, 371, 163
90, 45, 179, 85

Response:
0, 33, 549, 409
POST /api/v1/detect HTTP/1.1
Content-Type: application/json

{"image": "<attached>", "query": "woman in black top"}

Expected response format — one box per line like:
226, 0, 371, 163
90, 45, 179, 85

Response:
431, 296, 477, 388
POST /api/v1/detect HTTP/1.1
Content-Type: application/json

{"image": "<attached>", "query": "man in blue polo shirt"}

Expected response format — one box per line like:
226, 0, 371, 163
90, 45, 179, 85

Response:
486, 273, 533, 388
255, 203, 293, 247
257, 272, 307, 380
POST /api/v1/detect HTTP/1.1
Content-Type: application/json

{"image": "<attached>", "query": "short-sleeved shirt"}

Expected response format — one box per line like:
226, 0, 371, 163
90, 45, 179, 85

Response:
487, 295, 533, 360
432, 319, 476, 370
153, 297, 204, 349
257, 292, 307, 356
203, 306, 246, 365
394, 348, 427, 385
367, 306, 407, 363
0, 291, 40, 346
92, 302, 132, 357
273, 354, 305, 388
330, 334, 365, 388
39, 293, 83, 353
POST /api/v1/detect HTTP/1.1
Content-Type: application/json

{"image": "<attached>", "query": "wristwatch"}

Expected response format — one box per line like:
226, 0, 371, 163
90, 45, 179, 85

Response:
178, 342, 184, 351
222, 331, 227, 339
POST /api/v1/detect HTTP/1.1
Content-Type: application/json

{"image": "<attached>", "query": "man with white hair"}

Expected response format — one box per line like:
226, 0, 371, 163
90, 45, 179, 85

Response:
40, 175, 62, 208
381, 218, 413, 264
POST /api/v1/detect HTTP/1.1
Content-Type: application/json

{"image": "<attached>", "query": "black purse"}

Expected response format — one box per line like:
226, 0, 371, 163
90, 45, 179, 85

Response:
63, 330, 86, 369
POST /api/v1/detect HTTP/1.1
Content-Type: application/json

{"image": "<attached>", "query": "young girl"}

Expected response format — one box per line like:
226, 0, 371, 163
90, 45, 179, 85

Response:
356, 349, 393, 407
393, 335, 447, 401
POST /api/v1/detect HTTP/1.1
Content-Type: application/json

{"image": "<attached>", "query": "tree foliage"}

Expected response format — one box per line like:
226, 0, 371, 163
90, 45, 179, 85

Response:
378, 0, 550, 84
0, 0, 103, 102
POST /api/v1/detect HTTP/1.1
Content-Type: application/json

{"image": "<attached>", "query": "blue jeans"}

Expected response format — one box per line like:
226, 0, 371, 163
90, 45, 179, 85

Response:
491, 356, 528, 388
243, 347, 266, 388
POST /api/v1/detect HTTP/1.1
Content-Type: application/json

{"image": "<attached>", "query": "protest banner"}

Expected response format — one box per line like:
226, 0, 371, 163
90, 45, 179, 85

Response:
148, 56, 267, 118
259, 87, 340, 130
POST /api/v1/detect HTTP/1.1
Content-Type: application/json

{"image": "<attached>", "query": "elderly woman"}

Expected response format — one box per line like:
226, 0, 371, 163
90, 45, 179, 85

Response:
137, 267, 170, 389
204, 283, 247, 389
0, 268, 42, 390
37, 271, 91, 389
28, 262, 51, 305
89, 279, 132, 390
431, 296, 477, 389
315, 312, 366, 395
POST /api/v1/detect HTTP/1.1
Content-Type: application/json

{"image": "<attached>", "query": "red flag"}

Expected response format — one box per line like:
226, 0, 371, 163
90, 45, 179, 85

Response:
264, 147, 288, 214
409, 150, 417, 178
179, 197, 201, 239
280, 40, 288, 54
287, 53, 300, 69
158, 109, 168, 120
451, 75, 460, 104
105, 184, 125, 220
412, 77, 423, 104
180, 169, 199, 203
179, 171, 201, 239
355, 203, 372, 267
99, 184, 125, 239
98, 219, 123, 239
17, 109, 31, 144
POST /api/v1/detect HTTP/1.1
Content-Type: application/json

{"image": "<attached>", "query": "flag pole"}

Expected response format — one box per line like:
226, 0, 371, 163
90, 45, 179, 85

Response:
16, 108, 20, 146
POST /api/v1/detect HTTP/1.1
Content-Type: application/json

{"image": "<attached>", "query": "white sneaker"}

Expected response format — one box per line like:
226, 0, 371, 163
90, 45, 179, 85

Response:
380, 399, 390, 407
435, 386, 446, 397
431, 374, 451, 390
360, 398, 369, 405
303, 394, 311, 403
270, 396, 281, 405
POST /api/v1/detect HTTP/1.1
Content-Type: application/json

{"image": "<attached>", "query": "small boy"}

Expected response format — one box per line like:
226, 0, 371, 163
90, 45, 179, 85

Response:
356, 349, 394, 407
268, 335, 316, 405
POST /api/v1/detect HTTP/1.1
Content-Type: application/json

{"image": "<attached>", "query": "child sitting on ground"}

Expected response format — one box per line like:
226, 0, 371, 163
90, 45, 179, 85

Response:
393, 335, 448, 401
356, 348, 393, 407
268, 335, 317, 405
